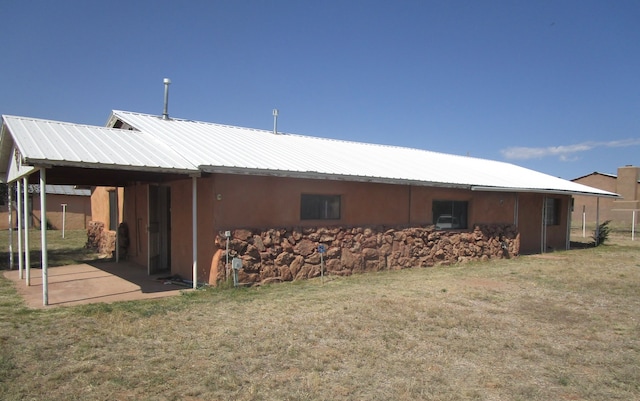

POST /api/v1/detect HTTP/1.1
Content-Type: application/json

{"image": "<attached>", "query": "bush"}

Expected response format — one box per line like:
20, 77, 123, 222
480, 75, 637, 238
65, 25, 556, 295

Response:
592, 220, 612, 246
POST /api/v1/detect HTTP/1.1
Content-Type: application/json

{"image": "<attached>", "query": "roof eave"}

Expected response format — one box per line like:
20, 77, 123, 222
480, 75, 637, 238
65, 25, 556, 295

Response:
471, 185, 621, 198
23, 158, 199, 176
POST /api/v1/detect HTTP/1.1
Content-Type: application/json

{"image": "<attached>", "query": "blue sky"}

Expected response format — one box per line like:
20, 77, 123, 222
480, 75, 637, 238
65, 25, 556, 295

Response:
1, 0, 638, 180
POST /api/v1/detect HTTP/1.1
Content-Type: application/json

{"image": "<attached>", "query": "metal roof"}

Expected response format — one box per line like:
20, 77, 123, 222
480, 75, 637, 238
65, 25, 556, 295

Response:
111, 110, 619, 198
44, 185, 91, 196
0, 115, 198, 179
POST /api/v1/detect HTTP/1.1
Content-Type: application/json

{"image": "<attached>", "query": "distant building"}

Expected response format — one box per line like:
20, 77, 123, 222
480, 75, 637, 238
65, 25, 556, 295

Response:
0, 185, 92, 230
571, 166, 640, 227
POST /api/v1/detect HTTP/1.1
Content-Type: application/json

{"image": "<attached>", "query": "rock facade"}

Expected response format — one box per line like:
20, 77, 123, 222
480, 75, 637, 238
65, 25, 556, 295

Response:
214, 224, 519, 285
86, 221, 116, 256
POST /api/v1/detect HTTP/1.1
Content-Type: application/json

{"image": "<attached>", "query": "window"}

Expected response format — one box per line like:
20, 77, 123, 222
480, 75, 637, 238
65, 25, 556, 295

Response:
301, 194, 341, 220
433, 200, 468, 230
544, 198, 560, 226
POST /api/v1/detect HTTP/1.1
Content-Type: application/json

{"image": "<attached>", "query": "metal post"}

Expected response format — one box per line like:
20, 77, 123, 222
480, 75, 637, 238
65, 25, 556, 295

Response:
115, 190, 119, 263
582, 205, 586, 238
192, 176, 198, 289
23, 177, 30, 286
8, 182, 14, 270
632, 210, 636, 241
16, 181, 23, 279
40, 169, 49, 306
61, 203, 67, 239
595, 198, 600, 246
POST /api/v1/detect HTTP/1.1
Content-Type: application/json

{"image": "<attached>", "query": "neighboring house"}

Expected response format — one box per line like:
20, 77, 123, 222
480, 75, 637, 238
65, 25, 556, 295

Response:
0, 184, 91, 230
0, 111, 619, 292
571, 166, 640, 227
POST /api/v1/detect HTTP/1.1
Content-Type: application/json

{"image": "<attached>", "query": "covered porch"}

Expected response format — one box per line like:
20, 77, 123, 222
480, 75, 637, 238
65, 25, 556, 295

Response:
3, 260, 188, 308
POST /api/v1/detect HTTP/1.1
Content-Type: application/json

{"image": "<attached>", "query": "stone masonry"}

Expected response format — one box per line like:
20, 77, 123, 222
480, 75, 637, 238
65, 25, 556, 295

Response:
214, 224, 520, 285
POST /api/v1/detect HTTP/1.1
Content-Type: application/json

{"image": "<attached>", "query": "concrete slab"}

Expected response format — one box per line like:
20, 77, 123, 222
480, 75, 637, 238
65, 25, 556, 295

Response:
3, 261, 190, 308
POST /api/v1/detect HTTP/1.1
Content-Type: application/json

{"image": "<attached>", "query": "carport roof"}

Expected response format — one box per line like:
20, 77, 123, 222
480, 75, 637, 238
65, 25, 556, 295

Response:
110, 110, 619, 198
0, 115, 198, 184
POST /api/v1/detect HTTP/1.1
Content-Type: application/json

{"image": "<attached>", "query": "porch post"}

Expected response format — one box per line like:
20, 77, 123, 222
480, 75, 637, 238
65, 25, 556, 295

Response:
8, 183, 13, 270
23, 176, 30, 286
16, 181, 23, 279
115, 189, 119, 263
40, 169, 49, 306
192, 176, 198, 289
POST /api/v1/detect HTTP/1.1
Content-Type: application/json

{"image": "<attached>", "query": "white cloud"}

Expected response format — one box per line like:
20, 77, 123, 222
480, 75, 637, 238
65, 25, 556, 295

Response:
501, 138, 640, 161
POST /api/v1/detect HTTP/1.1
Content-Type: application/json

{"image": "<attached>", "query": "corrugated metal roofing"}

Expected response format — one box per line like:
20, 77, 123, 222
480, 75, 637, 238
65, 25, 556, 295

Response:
45, 185, 91, 196
111, 110, 618, 198
1, 115, 198, 174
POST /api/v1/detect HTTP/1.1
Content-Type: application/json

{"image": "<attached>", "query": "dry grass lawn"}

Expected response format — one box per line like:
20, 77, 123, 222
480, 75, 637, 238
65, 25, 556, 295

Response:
0, 230, 638, 400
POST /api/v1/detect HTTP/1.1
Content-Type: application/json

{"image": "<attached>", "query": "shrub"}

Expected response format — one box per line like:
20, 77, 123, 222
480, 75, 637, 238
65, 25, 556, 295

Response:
592, 220, 612, 246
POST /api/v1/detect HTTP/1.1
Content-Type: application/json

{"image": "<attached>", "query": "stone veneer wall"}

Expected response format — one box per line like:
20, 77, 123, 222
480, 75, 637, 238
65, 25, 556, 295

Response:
86, 221, 116, 256
214, 224, 520, 285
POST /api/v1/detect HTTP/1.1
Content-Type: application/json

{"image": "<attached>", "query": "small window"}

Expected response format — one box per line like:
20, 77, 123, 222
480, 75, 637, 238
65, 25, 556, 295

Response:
433, 200, 468, 230
301, 194, 341, 220
544, 198, 560, 226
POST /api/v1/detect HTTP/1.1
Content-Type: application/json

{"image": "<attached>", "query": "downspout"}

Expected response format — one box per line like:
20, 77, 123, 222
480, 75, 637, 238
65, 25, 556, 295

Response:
17, 180, 23, 279
407, 185, 412, 225
192, 176, 198, 289
565, 198, 572, 250
595, 197, 600, 246
541, 196, 547, 254
513, 193, 519, 227
23, 176, 30, 286
40, 169, 49, 306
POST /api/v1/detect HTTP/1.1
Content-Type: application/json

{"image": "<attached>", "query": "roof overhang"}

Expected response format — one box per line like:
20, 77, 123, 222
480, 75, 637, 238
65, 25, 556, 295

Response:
471, 185, 621, 198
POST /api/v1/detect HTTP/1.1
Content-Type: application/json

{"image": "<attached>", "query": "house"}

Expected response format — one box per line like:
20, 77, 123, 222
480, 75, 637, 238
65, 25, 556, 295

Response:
571, 166, 640, 228
0, 184, 91, 230
0, 110, 618, 305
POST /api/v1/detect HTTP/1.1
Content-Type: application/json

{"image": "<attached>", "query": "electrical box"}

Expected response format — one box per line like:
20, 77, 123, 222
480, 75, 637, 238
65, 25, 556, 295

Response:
232, 257, 242, 270
224, 230, 231, 238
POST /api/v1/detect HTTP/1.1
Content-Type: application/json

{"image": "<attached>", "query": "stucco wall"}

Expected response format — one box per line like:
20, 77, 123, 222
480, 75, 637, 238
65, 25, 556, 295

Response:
572, 169, 640, 227
110, 174, 569, 283
1, 193, 91, 230
571, 174, 618, 225
90, 187, 124, 231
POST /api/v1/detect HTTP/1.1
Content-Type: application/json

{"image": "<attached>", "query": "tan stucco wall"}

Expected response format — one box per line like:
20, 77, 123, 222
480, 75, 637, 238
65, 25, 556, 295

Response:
90, 187, 124, 231
571, 168, 640, 227
122, 184, 148, 268
1, 194, 91, 230
114, 174, 570, 283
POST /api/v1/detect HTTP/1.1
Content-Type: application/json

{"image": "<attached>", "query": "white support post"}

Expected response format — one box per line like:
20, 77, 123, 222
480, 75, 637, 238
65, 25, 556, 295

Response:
192, 176, 198, 289
115, 190, 119, 263
8, 183, 14, 270
40, 169, 49, 306
23, 177, 30, 286
632, 210, 636, 241
582, 205, 586, 238
61, 203, 67, 239
16, 181, 23, 279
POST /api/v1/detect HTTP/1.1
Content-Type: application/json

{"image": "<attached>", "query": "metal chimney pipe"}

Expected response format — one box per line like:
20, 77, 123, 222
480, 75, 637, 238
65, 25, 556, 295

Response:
272, 108, 279, 134
162, 78, 171, 120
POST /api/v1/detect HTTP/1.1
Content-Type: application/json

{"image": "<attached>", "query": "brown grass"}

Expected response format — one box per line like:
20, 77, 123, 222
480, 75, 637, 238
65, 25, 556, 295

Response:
0, 231, 639, 400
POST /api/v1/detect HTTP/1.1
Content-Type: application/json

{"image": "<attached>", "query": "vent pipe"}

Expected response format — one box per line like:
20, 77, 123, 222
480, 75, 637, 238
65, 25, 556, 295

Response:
272, 108, 279, 134
162, 78, 171, 120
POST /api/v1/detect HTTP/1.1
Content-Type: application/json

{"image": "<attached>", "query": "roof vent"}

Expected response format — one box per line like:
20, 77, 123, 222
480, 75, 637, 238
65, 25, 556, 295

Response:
272, 108, 279, 134
162, 78, 171, 120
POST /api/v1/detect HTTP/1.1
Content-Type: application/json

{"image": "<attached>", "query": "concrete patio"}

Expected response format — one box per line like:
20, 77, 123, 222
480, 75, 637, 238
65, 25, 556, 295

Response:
3, 261, 190, 308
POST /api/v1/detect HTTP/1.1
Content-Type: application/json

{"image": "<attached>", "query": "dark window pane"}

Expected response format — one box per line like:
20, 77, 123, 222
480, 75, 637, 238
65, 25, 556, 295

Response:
301, 194, 341, 220
433, 200, 468, 230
